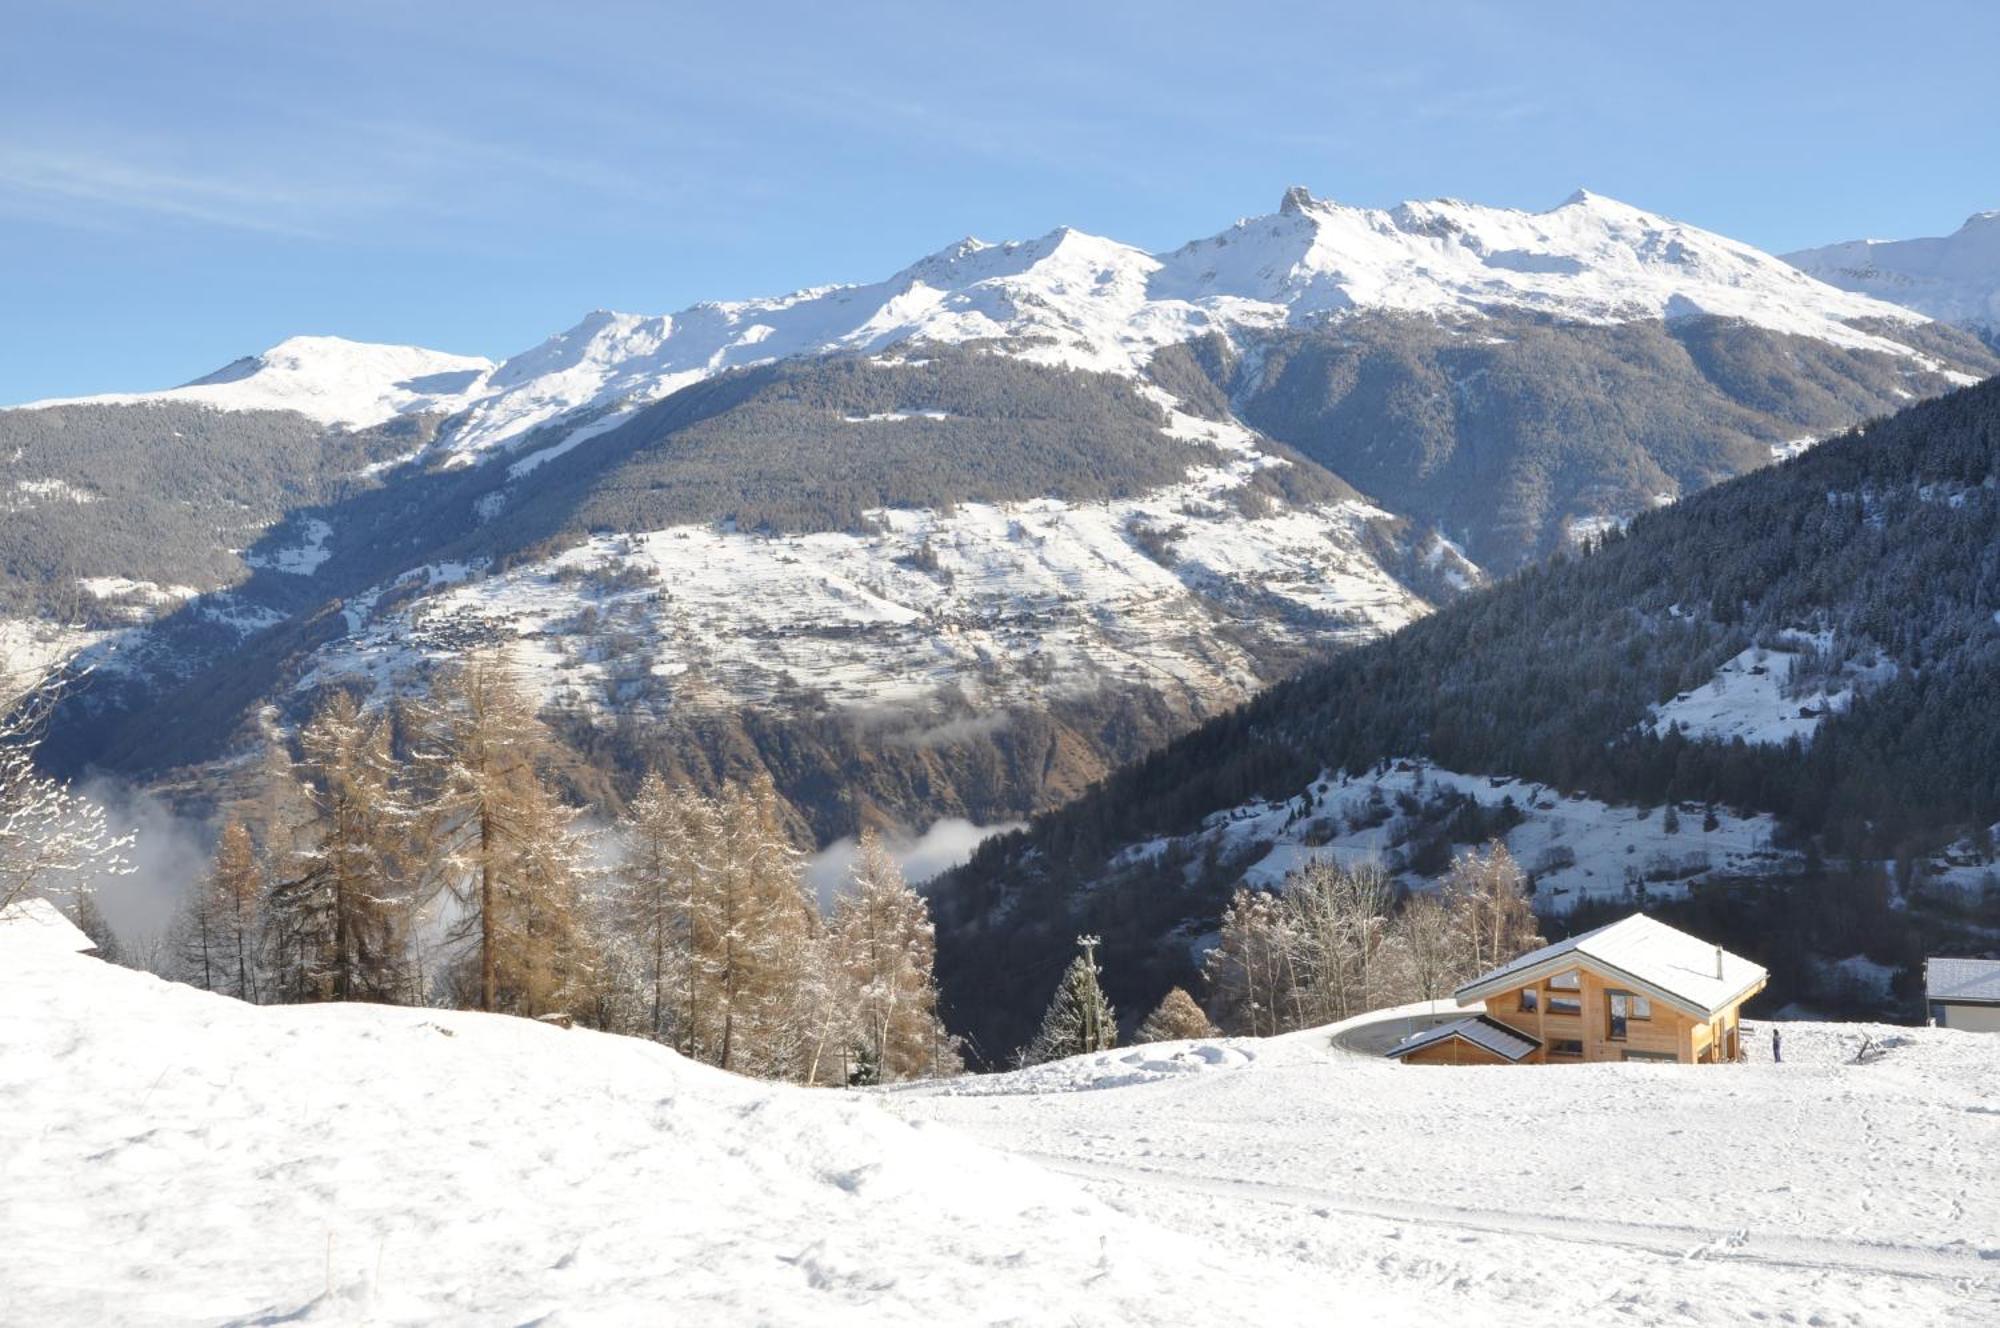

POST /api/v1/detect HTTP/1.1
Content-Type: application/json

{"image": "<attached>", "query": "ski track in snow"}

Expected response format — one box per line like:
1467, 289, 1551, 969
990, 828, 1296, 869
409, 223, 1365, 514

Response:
887, 1018, 2000, 1326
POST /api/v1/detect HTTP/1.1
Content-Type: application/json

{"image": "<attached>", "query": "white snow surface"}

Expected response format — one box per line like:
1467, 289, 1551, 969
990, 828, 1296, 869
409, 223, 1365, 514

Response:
10, 189, 1942, 467
243, 517, 335, 576
887, 1015, 2000, 1326
1789, 209, 2000, 332
1648, 644, 1854, 746
17, 336, 496, 430
8, 927, 1997, 1324
0, 934, 1334, 1327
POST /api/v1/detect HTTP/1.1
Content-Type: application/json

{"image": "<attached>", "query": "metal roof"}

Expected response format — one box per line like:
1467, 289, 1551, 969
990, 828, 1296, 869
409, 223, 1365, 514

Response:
1926, 957, 2000, 1005
1454, 913, 1767, 1019
1386, 1015, 1541, 1063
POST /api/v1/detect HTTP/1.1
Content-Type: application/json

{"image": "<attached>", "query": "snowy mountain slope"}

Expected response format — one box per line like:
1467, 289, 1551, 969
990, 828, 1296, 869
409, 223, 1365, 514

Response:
14, 188, 1961, 467
434, 189, 1948, 464
303, 443, 1430, 726
1789, 210, 2000, 335
20, 336, 495, 430
1112, 758, 1795, 913
0, 920, 1336, 1328
888, 1014, 2000, 1327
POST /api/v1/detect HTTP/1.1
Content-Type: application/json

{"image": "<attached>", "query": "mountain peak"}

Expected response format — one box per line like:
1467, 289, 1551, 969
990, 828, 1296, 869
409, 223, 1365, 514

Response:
1279, 185, 1318, 216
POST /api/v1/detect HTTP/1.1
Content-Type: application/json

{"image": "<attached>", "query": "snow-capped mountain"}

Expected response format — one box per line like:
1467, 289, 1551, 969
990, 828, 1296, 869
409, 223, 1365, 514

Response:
16, 188, 1960, 465
9, 185, 1997, 846
20, 336, 495, 430
1787, 209, 2000, 335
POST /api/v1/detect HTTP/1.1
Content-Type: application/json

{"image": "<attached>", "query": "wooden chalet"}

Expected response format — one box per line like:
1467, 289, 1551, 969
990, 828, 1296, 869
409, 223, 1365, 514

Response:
1388, 914, 1766, 1066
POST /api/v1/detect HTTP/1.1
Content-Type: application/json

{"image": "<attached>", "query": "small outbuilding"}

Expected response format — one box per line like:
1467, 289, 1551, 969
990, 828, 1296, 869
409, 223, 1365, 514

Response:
1925, 957, 2000, 1032
1389, 913, 1767, 1066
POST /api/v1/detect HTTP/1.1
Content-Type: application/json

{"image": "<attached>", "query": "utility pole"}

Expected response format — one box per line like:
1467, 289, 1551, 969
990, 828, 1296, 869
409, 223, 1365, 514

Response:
1077, 934, 1102, 1052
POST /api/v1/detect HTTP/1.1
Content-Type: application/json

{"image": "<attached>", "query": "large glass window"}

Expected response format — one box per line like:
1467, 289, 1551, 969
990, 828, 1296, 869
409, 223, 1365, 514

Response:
1608, 991, 1632, 1041
1549, 1039, 1584, 1057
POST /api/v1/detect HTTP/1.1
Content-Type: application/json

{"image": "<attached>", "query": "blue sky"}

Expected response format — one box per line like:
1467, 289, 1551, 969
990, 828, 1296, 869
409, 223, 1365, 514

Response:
5, 1, 1997, 402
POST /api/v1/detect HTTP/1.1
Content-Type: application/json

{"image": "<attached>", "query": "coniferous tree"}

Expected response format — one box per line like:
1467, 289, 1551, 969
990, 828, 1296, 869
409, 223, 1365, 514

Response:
611, 771, 707, 1044
69, 890, 123, 964
415, 655, 567, 1013
266, 693, 415, 1003
1136, 986, 1217, 1043
1027, 937, 1115, 1064
175, 820, 261, 999
706, 777, 818, 1077
830, 829, 951, 1082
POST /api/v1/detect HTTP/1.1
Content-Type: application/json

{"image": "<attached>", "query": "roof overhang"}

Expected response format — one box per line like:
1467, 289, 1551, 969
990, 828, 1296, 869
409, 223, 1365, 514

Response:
1456, 951, 1766, 1022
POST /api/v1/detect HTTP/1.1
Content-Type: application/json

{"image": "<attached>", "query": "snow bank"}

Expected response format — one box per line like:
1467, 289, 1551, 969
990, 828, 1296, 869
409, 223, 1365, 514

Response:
0, 937, 1328, 1326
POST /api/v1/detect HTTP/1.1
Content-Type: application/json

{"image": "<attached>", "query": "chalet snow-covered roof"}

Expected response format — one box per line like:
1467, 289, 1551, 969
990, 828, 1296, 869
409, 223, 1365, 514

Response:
1454, 914, 1766, 1020
1926, 957, 2000, 1005
1386, 1015, 1541, 1064
0, 896, 96, 954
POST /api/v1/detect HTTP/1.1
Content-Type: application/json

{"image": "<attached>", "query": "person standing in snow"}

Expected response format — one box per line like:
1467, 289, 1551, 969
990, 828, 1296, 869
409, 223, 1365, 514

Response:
1771, 1027, 1782, 1063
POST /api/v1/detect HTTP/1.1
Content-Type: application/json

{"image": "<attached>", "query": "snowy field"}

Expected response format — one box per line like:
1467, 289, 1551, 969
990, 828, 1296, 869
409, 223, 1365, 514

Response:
0, 921, 1326, 1327
8, 916, 1997, 1325
1648, 643, 1867, 747
889, 1013, 2000, 1326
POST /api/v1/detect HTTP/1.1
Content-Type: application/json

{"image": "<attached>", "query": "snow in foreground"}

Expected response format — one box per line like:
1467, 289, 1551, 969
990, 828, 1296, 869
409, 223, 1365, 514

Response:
888, 1012, 2000, 1326
8, 929, 1998, 1326
0, 933, 1326, 1326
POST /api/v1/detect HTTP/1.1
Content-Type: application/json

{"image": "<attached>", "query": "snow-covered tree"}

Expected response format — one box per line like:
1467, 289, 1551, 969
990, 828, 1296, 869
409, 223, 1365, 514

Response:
1443, 842, 1542, 976
1383, 890, 1456, 1003
610, 771, 711, 1044
412, 655, 573, 1014
0, 660, 129, 913
1286, 859, 1396, 1023
1027, 937, 1116, 1063
829, 828, 952, 1082
1136, 986, 1216, 1043
704, 777, 818, 1077
1204, 888, 1295, 1037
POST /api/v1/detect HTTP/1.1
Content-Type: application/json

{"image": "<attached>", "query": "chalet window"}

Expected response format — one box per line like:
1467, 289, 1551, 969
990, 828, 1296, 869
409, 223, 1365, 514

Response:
1622, 1050, 1676, 1063
1550, 970, 1580, 989
1518, 988, 1539, 1013
1631, 995, 1651, 1020
1549, 1039, 1584, 1057
1608, 991, 1633, 1041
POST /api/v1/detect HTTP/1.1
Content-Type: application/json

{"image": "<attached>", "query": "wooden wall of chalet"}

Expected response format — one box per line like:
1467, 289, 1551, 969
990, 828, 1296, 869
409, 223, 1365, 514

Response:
1480, 966, 1745, 1065
1398, 1037, 1513, 1067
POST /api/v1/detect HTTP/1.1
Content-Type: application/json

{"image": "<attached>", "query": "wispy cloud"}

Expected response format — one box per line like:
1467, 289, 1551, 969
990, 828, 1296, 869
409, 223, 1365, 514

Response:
0, 146, 351, 238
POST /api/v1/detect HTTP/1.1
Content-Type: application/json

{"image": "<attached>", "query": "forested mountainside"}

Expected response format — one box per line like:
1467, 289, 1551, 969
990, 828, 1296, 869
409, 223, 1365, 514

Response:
1217, 311, 1995, 567
0, 404, 441, 621
932, 377, 2000, 1058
